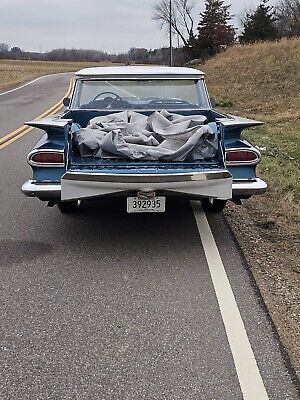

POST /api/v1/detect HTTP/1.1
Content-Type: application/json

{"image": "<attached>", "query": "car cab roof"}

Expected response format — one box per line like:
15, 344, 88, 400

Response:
75, 66, 205, 79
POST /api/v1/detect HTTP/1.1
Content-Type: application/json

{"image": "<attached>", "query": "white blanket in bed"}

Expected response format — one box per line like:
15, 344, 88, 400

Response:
75, 110, 218, 162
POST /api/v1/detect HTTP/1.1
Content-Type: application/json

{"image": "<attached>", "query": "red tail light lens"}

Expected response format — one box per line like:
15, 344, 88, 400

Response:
28, 151, 64, 166
226, 149, 260, 165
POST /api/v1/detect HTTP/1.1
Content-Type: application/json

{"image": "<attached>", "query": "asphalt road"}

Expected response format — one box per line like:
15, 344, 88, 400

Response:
0, 74, 299, 400
0, 73, 73, 138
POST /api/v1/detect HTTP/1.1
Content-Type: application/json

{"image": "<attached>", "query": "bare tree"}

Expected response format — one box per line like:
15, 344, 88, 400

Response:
0, 43, 9, 53
153, 0, 199, 46
275, 0, 300, 37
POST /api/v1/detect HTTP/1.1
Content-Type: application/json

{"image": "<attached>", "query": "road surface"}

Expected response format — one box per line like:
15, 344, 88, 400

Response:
0, 74, 299, 399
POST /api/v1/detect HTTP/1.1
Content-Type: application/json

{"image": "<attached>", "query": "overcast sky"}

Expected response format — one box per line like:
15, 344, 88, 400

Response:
0, 0, 277, 53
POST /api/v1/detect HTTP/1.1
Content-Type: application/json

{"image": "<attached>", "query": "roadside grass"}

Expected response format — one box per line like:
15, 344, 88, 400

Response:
200, 38, 300, 377
200, 38, 300, 208
246, 122, 300, 203
245, 122, 300, 241
0, 59, 116, 91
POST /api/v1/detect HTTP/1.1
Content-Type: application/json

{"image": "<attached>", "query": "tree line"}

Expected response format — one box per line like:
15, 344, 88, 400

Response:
0, 44, 186, 65
0, 0, 299, 65
154, 0, 299, 61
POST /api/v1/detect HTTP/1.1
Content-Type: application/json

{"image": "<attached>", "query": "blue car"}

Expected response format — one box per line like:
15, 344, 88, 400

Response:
22, 66, 267, 214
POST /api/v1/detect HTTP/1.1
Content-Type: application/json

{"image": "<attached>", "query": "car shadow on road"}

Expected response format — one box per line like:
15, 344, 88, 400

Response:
42, 197, 201, 263
56, 197, 196, 238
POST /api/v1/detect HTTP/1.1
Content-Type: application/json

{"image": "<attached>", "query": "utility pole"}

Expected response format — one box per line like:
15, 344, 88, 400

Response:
169, 0, 173, 66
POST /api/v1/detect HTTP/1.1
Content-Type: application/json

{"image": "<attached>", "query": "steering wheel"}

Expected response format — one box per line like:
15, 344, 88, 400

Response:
92, 91, 123, 108
81, 91, 129, 110
92, 92, 122, 106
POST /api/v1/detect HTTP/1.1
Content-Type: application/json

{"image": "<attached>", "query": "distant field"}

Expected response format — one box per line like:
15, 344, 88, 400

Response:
199, 37, 300, 377
0, 60, 117, 91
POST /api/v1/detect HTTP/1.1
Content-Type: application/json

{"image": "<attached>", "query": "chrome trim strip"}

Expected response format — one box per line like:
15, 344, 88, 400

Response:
232, 178, 267, 196
75, 75, 204, 80
27, 149, 65, 168
62, 171, 231, 184
70, 107, 212, 112
225, 147, 261, 166
217, 116, 264, 128
203, 80, 213, 109
25, 118, 72, 128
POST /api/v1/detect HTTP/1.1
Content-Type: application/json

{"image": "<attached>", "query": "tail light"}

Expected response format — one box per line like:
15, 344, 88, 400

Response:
27, 150, 64, 167
226, 148, 260, 166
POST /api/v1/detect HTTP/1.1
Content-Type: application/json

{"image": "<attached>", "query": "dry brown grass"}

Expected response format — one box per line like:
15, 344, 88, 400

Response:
199, 38, 300, 378
0, 59, 117, 92
201, 38, 300, 120
199, 38, 300, 203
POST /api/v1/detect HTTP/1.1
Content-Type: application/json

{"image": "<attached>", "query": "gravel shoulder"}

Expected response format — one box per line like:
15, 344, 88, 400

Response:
225, 191, 300, 383
201, 40, 300, 380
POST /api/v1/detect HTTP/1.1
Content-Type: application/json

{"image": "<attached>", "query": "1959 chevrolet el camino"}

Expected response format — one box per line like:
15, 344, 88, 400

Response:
22, 66, 267, 214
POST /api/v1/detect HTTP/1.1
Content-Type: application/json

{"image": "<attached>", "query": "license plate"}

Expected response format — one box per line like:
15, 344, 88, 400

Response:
127, 197, 166, 213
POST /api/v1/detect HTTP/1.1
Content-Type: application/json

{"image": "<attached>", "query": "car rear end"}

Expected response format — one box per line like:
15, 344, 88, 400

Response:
61, 136, 232, 213
21, 66, 266, 214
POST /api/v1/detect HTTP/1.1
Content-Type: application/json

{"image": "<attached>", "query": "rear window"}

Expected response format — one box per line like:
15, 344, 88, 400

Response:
72, 79, 210, 110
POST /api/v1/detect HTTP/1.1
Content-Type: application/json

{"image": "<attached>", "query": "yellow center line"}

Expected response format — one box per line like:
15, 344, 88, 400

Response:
0, 78, 74, 150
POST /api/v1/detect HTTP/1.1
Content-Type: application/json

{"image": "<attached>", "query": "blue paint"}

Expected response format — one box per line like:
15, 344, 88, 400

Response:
30, 106, 259, 185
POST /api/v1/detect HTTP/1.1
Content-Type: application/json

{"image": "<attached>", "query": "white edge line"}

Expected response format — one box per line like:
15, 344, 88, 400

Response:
0, 72, 72, 97
191, 201, 269, 400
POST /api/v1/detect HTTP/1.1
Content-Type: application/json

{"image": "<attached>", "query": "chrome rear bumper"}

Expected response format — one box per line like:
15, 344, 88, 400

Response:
22, 176, 267, 201
22, 181, 61, 199
61, 171, 233, 201
232, 178, 267, 196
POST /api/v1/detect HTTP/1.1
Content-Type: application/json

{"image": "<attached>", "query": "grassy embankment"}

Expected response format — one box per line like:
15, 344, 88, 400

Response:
200, 38, 300, 378
203, 38, 299, 202
0, 59, 115, 92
